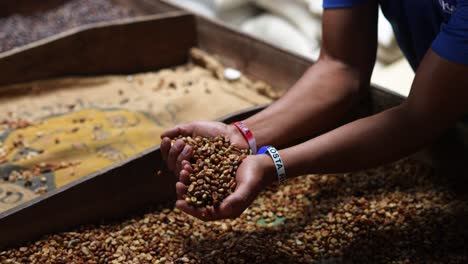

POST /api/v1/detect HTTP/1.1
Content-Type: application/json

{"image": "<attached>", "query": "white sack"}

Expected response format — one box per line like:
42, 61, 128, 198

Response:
241, 14, 315, 58
305, 0, 323, 15
253, 0, 321, 42
206, 0, 251, 12
169, 0, 216, 18
217, 4, 258, 26
378, 8, 395, 47
168, 0, 257, 27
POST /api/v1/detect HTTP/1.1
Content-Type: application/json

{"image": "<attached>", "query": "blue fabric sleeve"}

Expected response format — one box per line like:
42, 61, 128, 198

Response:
432, 3, 468, 65
323, 0, 368, 9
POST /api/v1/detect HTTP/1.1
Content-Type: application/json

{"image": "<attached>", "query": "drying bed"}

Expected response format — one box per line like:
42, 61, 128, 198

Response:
2, 160, 467, 263
0, 5, 467, 263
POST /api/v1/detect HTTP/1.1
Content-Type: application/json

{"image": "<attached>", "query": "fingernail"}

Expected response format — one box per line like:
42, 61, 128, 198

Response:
174, 142, 183, 150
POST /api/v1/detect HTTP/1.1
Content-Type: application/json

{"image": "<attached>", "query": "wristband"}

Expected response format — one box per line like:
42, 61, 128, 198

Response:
257, 146, 287, 184
231, 121, 257, 154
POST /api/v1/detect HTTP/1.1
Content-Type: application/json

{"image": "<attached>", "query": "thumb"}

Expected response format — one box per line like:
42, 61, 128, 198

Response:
216, 178, 257, 219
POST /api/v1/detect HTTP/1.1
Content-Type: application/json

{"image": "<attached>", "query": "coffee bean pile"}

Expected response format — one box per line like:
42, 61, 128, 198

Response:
174, 136, 249, 208
0, 0, 136, 53
2, 159, 468, 263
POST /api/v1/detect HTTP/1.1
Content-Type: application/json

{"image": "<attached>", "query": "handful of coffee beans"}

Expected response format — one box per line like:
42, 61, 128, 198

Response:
173, 136, 249, 208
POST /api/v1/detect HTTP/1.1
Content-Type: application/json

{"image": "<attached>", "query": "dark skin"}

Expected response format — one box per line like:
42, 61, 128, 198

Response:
161, 1, 468, 221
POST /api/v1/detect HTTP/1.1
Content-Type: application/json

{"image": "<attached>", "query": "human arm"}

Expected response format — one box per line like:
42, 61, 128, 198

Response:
242, 1, 378, 147
280, 49, 468, 177
279, 1, 468, 175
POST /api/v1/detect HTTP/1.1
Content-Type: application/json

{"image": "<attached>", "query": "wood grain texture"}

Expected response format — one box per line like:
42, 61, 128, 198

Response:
0, 12, 195, 87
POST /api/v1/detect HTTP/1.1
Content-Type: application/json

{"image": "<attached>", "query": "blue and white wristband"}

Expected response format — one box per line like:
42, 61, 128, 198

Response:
257, 146, 287, 184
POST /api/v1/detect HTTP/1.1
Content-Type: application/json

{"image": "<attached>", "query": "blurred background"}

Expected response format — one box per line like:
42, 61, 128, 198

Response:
0, 0, 414, 95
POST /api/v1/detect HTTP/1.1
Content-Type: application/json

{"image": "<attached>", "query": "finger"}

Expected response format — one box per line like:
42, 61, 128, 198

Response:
160, 137, 171, 161
161, 123, 194, 139
182, 160, 190, 167
175, 200, 210, 221
179, 169, 190, 185
167, 139, 185, 171
183, 163, 193, 174
181, 160, 192, 174
176, 145, 192, 173
176, 182, 187, 200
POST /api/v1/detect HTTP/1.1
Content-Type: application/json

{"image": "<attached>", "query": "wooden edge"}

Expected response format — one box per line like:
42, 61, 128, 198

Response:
0, 145, 174, 249
0, 144, 157, 218
0, 11, 188, 58
0, 11, 196, 87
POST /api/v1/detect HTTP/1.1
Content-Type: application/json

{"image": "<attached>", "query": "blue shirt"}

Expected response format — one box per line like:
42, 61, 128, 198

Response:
323, 0, 468, 70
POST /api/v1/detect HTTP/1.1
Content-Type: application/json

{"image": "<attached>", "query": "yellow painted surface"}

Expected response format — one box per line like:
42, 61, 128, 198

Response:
5, 109, 163, 187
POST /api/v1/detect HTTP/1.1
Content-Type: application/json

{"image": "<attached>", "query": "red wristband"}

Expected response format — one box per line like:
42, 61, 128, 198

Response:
231, 121, 257, 154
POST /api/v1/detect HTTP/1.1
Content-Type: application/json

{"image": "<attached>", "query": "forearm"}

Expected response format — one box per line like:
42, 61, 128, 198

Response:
280, 104, 447, 177
261, 49, 468, 180
243, 58, 366, 147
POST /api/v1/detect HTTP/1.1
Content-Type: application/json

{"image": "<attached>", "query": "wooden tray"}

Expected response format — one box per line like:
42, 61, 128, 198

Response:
0, 3, 465, 249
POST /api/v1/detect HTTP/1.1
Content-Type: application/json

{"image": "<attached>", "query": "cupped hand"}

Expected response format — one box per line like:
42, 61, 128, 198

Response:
160, 121, 248, 174
175, 154, 276, 221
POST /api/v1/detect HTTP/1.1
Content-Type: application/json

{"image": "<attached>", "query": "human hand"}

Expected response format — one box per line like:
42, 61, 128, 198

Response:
175, 153, 276, 221
160, 121, 248, 174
